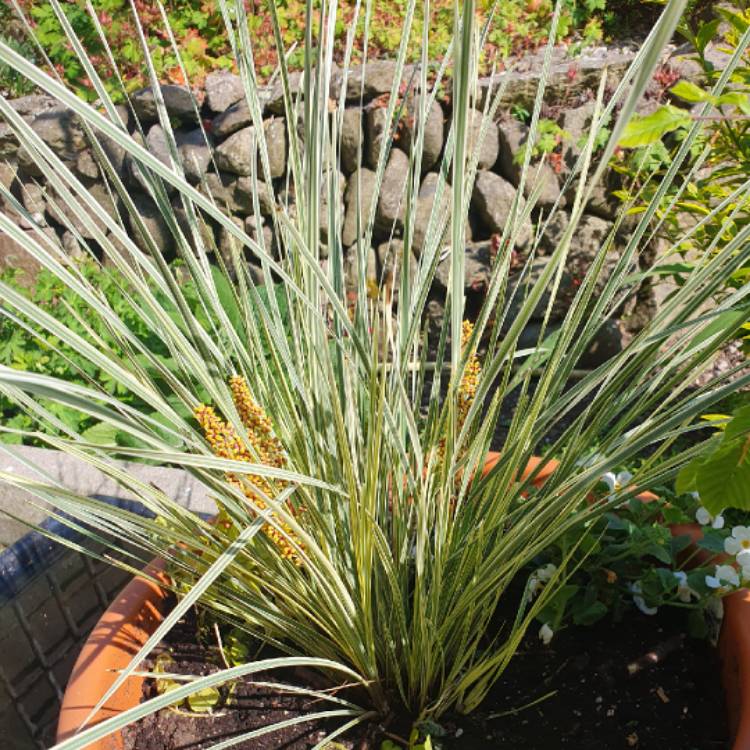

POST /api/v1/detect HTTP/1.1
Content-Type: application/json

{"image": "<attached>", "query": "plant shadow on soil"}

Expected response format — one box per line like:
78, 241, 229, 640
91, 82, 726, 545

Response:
123, 596, 727, 750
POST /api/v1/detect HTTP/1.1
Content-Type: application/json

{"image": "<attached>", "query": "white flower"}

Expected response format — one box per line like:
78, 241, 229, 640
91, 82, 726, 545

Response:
725, 526, 750, 565
528, 563, 557, 597
673, 571, 698, 603
628, 581, 658, 615
705, 564, 740, 591
538, 563, 557, 580
695, 506, 725, 529
539, 623, 554, 645
601, 471, 633, 501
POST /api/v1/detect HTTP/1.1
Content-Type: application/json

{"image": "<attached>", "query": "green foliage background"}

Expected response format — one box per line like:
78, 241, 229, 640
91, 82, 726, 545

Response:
1, 265, 151, 444
0, 0, 609, 101
0, 263, 199, 447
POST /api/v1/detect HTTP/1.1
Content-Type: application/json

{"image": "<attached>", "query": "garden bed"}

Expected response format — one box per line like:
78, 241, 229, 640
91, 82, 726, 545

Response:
122, 603, 726, 750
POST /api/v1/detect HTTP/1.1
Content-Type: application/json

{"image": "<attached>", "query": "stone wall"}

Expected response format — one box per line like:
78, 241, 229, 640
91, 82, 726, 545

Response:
0, 44, 698, 365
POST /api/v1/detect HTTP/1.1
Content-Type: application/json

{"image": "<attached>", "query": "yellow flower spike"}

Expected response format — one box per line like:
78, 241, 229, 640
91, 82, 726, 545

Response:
194, 405, 252, 464
229, 375, 285, 468
435, 320, 483, 468
457, 320, 481, 433
195, 381, 303, 566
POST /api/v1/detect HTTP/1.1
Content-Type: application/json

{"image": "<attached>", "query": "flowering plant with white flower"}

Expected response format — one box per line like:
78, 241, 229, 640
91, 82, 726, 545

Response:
538, 623, 554, 645
696, 506, 725, 529
724, 526, 750, 565
0, 0, 747, 742
673, 571, 699, 603
705, 564, 740, 592
677, 405, 750, 515
530, 476, 750, 642
628, 581, 658, 616
527, 563, 557, 598
600, 470, 634, 502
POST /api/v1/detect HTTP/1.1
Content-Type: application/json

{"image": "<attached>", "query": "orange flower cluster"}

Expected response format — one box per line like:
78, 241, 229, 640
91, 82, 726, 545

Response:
195, 377, 303, 565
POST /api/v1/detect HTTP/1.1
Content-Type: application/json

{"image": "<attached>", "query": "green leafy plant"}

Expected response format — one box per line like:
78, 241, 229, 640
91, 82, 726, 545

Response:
510, 103, 531, 123
5, 0, 606, 100
152, 653, 223, 714
528, 472, 737, 642
0, 262, 269, 448
0, 0, 748, 747
0, 263, 165, 445
614, 5, 750, 351
381, 729, 434, 750
0, 1, 37, 97
513, 117, 570, 167
677, 405, 750, 513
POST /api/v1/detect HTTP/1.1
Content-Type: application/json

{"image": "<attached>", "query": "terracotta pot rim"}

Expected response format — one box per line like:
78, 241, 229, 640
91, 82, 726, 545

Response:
56, 454, 750, 749
56, 560, 171, 749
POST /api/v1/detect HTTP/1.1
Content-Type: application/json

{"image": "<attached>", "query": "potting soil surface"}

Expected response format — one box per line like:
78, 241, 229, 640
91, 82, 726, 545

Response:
123, 603, 727, 749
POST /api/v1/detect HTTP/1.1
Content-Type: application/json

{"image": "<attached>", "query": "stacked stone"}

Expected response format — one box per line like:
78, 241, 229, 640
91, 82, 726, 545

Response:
1, 46, 692, 364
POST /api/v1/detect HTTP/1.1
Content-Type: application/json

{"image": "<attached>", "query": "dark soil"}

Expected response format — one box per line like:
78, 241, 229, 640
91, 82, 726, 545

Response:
124, 605, 727, 750
440, 606, 727, 750
121, 609, 343, 749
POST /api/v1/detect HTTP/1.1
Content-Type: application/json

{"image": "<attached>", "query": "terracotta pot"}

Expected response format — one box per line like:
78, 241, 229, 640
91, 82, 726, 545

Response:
722, 589, 750, 747
56, 560, 170, 749
481, 452, 559, 486
56, 454, 750, 749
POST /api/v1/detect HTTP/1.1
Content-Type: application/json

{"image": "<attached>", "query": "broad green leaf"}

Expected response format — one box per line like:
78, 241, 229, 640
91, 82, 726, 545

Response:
654, 567, 678, 592
717, 8, 750, 35
676, 24, 696, 50
225, 630, 250, 665
154, 654, 174, 673
689, 308, 750, 350
210, 266, 243, 338
538, 584, 579, 627
696, 19, 720, 55
146, 411, 187, 448
716, 91, 750, 111
670, 79, 709, 103
697, 528, 727, 554
669, 531, 693, 555
724, 404, 750, 442
619, 106, 692, 148
676, 452, 700, 495
700, 413, 730, 427
155, 678, 181, 695
80, 421, 119, 445
696, 438, 750, 514
187, 686, 221, 713
571, 599, 608, 626
624, 262, 696, 285
645, 543, 673, 565
687, 569, 713, 595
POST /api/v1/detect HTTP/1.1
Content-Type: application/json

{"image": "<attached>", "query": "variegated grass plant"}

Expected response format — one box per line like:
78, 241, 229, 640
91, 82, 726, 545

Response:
0, 0, 749, 746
